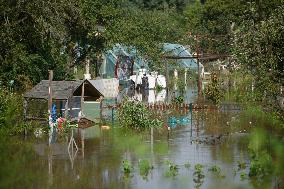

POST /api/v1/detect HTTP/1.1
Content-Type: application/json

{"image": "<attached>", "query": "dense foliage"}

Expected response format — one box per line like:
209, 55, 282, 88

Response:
233, 106, 284, 181
0, 89, 34, 134
117, 98, 163, 130
0, 0, 187, 88
0, 90, 22, 128
183, 0, 283, 54
233, 5, 284, 113
0, 0, 72, 85
127, 0, 194, 11
205, 73, 224, 104
1, 0, 284, 123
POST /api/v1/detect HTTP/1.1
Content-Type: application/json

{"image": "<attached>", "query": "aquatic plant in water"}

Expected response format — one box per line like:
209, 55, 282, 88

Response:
237, 161, 246, 170
230, 105, 284, 184
193, 164, 205, 188
122, 160, 133, 174
194, 164, 204, 173
164, 160, 179, 178
208, 165, 225, 179
240, 171, 248, 181
248, 129, 272, 179
138, 159, 153, 180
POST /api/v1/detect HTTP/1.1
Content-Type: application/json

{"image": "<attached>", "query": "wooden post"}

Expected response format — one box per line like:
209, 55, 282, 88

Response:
64, 99, 69, 119
48, 149, 53, 186
99, 96, 104, 121
23, 98, 28, 120
80, 81, 85, 113
69, 85, 74, 119
81, 129, 85, 158
48, 70, 53, 114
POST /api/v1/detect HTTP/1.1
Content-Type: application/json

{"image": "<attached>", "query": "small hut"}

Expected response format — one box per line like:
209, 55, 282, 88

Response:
23, 79, 103, 121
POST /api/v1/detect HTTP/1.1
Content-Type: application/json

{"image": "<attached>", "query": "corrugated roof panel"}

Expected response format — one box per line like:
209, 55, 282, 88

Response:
24, 80, 83, 100
88, 78, 119, 98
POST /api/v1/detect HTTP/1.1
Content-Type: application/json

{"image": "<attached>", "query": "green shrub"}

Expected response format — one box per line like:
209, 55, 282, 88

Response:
205, 73, 224, 104
172, 95, 184, 105
117, 98, 163, 130
0, 90, 25, 134
248, 129, 273, 178
236, 106, 284, 179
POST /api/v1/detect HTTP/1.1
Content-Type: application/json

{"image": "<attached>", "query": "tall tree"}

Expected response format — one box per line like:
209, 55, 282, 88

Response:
0, 0, 71, 86
233, 5, 284, 112
0, 0, 188, 87
184, 0, 247, 53
105, 7, 186, 70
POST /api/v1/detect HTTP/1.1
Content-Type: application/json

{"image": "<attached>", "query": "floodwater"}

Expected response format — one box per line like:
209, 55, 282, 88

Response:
2, 109, 268, 189
0, 87, 282, 189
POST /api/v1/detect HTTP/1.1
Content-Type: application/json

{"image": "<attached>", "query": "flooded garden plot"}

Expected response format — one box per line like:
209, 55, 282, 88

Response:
1, 1, 284, 189
1, 100, 282, 189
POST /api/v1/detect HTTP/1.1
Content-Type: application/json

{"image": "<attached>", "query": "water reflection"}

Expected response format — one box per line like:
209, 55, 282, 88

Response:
117, 88, 167, 104
117, 84, 198, 104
